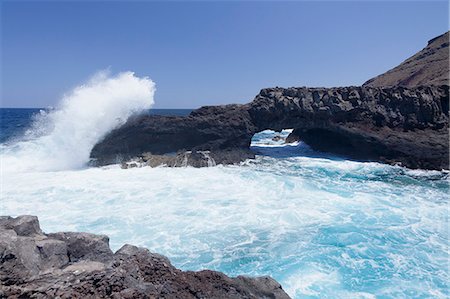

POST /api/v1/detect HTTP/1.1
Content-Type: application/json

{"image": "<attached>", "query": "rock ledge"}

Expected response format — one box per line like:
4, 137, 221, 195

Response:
0, 215, 290, 299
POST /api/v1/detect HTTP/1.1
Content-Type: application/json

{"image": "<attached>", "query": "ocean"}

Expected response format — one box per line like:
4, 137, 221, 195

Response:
0, 108, 192, 144
1, 73, 448, 298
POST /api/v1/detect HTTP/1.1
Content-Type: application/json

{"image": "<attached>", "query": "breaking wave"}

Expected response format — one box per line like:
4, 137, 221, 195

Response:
1, 71, 155, 172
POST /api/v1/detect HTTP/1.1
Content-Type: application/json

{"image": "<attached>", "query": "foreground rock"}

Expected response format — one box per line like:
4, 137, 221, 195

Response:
0, 215, 290, 299
91, 33, 449, 170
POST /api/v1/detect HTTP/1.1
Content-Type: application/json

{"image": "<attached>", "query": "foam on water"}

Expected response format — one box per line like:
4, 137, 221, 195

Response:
1, 140, 448, 298
1, 101, 448, 297
1, 71, 155, 172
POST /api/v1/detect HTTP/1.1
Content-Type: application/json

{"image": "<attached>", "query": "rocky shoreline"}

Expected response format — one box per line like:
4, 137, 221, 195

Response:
91, 32, 449, 171
91, 85, 449, 170
0, 215, 290, 298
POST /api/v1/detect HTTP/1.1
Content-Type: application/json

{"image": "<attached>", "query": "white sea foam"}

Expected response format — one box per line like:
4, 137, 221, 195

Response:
1, 155, 448, 298
251, 141, 300, 148
1, 90, 448, 298
1, 71, 155, 172
284, 269, 341, 297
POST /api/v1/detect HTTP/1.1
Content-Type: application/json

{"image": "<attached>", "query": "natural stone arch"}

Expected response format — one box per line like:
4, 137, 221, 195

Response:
91, 86, 449, 170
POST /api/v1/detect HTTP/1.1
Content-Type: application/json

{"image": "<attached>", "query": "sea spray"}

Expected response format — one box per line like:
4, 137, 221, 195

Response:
0, 71, 155, 172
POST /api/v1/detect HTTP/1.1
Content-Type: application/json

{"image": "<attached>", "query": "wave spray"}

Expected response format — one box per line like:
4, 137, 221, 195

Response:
1, 71, 155, 172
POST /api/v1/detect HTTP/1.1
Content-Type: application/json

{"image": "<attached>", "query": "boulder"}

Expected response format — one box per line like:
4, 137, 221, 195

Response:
47, 232, 113, 263
0, 215, 42, 236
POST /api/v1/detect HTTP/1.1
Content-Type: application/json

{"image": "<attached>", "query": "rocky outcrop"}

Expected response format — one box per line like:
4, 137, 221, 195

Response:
90, 33, 449, 170
0, 215, 290, 299
364, 31, 449, 88
90, 104, 257, 167
249, 85, 449, 170
91, 85, 449, 170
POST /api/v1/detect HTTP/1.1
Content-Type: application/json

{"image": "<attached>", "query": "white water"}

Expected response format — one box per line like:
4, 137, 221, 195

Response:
1, 71, 155, 172
1, 155, 448, 298
0, 77, 448, 298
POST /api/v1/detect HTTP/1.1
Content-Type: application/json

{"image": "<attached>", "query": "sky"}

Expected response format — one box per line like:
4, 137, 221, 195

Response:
1, 1, 449, 109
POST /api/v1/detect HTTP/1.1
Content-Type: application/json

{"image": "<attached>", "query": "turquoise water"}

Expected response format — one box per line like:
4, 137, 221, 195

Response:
1, 110, 449, 298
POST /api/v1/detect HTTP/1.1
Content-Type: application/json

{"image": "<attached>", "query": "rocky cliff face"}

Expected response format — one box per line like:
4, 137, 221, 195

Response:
363, 31, 449, 88
90, 33, 450, 170
249, 85, 449, 170
0, 215, 290, 299
91, 85, 449, 170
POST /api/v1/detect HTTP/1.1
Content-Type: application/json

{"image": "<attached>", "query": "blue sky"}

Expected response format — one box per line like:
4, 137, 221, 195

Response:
1, 1, 449, 109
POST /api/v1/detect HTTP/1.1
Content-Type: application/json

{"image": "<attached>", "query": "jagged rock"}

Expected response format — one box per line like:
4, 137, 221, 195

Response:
0, 215, 290, 299
47, 232, 113, 263
34, 238, 69, 269
90, 104, 256, 167
249, 86, 449, 170
285, 132, 300, 144
90, 33, 449, 170
0, 215, 42, 236
91, 85, 449, 170
117, 149, 253, 168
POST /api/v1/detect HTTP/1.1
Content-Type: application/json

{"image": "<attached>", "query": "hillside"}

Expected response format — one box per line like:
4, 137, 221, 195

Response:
363, 31, 449, 87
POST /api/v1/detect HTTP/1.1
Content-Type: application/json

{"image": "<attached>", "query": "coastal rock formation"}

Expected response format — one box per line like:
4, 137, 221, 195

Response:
91, 85, 449, 170
91, 33, 449, 170
363, 31, 449, 88
249, 85, 449, 170
91, 105, 256, 167
0, 215, 290, 299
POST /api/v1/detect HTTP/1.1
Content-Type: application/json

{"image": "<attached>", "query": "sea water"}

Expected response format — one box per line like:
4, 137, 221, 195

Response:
1, 72, 448, 298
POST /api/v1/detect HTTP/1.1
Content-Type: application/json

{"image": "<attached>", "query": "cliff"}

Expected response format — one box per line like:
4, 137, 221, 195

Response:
0, 215, 290, 299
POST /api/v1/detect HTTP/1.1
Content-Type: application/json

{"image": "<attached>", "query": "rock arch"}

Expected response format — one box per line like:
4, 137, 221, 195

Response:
91, 86, 449, 170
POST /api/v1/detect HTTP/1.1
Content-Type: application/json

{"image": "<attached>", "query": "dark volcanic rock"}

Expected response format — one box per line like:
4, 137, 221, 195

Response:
250, 86, 449, 170
91, 34, 449, 170
0, 215, 290, 299
92, 85, 449, 170
91, 104, 256, 167
364, 31, 449, 88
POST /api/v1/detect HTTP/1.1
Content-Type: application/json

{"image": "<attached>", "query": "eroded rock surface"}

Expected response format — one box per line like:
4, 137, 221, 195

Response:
90, 33, 449, 170
91, 104, 256, 167
0, 215, 290, 299
91, 85, 449, 170
250, 85, 449, 170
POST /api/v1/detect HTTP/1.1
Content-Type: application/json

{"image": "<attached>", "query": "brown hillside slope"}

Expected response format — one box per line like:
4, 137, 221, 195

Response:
364, 31, 449, 87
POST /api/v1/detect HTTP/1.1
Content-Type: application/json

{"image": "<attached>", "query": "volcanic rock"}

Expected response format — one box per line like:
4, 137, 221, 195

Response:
91, 33, 449, 170
90, 104, 256, 167
92, 85, 449, 170
0, 215, 290, 299
249, 85, 449, 170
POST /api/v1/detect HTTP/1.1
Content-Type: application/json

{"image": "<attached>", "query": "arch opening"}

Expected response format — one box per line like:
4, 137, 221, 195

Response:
249, 127, 390, 162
